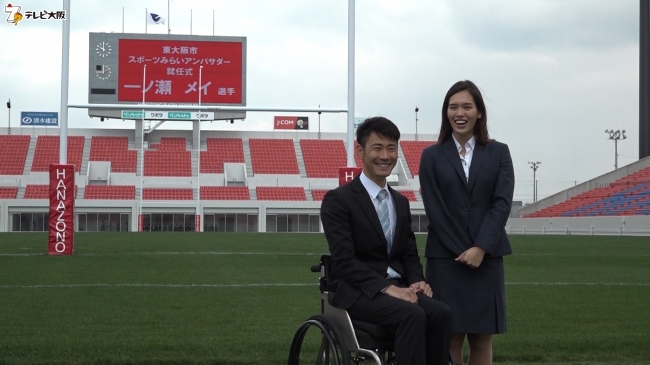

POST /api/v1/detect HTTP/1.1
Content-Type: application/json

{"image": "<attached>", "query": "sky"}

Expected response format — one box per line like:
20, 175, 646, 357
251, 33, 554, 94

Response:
0, 0, 641, 204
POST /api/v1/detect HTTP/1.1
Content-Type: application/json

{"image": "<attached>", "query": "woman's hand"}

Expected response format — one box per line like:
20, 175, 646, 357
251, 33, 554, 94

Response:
455, 246, 486, 269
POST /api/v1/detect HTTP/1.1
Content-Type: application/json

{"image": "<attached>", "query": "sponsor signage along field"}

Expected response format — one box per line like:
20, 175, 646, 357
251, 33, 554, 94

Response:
121, 110, 214, 120
118, 38, 243, 104
20, 111, 59, 126
274, 116, 309, 130
48, 165, 75, 255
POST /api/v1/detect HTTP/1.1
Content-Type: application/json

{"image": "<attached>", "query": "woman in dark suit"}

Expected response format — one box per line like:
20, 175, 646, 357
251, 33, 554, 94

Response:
419, 80, 514, 365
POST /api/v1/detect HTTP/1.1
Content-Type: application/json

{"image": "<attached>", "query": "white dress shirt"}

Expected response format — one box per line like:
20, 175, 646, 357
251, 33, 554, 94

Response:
359, 172, 401, 279
452, 135, 476, 182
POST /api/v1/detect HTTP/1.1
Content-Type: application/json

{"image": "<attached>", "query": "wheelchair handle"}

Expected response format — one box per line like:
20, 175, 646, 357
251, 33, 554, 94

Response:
310, 264, 321, 273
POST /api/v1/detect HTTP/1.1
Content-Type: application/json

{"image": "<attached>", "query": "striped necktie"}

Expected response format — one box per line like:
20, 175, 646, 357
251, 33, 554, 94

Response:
377, 189, 392, 253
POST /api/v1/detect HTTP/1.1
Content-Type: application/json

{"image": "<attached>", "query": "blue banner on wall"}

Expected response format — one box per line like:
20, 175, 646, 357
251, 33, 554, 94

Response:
20, 112, 59, 126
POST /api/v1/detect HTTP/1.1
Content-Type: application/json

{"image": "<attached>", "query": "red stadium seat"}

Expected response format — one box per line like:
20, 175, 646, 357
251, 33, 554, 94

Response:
31, 136, 84, 172
90, 136, 137, 173
0, 135, 30, 175
256, 186, 306, 201
200, 138, 245, 173
249, 139, 299, 174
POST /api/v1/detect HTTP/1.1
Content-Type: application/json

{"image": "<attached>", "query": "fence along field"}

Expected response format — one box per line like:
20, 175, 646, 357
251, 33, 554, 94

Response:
0, 232, 649, 364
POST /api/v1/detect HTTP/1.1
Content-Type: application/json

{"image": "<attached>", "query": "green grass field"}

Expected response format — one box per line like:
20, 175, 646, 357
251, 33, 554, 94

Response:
1, 233, 649, 365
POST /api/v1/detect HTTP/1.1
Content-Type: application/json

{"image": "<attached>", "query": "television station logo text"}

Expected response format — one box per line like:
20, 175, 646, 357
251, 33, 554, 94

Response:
5, 3, 66, 26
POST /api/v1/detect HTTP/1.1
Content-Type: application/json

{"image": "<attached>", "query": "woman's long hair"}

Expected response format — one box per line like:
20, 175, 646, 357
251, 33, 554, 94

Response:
437, 80, 491, 145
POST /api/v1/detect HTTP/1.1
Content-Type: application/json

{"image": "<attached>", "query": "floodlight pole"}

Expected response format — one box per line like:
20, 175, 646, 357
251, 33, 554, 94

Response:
605, 129, 627, 169
6, 99, 10, 135
60, 0, 70, 164
318, 104, 321, 140
346, 0, 355, 167
415, 106, 419, 141
528, 161, 541, 202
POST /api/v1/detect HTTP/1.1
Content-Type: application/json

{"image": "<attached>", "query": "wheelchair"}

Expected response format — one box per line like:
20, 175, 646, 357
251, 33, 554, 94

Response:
288, 255, 454, 365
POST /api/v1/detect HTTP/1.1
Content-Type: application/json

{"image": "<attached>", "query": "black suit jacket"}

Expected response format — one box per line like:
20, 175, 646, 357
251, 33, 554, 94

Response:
419, 138, 515, 259
320, 176, 425, 309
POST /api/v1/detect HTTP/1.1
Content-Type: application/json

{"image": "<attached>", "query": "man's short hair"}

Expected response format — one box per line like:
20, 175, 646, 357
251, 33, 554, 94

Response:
356, 116, 401, 148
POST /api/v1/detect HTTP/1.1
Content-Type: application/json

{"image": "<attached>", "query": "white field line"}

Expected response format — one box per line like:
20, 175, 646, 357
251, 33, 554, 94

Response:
0, 283, 316, 289
505, 282, 650, 286
3, 252, 649, 257
515, 253, 650, 257
1, 282, 649, 289
0, 252, 322, 257
128, 252, 322, 255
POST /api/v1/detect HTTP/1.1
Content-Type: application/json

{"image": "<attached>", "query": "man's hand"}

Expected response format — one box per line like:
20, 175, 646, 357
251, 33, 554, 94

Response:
455, 246, 486, 269
383, 285, 418, 303
409, 281, 432, 297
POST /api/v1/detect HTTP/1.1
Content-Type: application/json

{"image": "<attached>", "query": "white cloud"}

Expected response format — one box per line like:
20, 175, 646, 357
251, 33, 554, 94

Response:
0, 0, 643, 203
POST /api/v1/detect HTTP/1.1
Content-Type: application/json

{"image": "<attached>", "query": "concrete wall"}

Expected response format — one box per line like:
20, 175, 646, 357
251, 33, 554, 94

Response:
506, 216, 650, 236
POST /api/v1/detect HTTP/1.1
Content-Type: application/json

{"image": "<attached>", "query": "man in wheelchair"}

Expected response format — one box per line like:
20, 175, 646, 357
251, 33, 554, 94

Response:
320, 117, 452, 365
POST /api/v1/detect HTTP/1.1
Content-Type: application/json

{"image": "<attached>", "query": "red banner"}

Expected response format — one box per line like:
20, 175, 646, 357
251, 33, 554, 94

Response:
48, 165, 75, 255
195, 215, 201, 232
339, 167, 362, 186
138, 214, 144, 232
274, 116, 309, 130
118, 39, 244, 104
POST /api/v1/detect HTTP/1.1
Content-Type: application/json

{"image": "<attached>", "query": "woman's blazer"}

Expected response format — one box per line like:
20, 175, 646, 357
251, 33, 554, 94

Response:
419, 137, 515, 259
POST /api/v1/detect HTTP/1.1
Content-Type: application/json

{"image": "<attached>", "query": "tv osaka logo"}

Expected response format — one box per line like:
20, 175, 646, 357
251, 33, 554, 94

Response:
5, 3, 66, 26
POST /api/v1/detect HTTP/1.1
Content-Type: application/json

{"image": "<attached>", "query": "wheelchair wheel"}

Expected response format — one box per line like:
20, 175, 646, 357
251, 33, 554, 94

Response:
288, 314, 350, 365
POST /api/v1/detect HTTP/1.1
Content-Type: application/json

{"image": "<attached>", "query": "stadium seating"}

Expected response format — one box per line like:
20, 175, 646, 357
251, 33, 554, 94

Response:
249, 139, 299, 174
300, 139, 347, 178
400, 140, 434, 177
89, 136, 137, 173
200, 138, 245, 173
84, 185, 136, 200
525, 167, 650, 217
144, 137, 192, 177
256, 186, 306, 201
0, 187, 18, 199
200, 186, 250, 200
397, 190, 418, 202
311, 189, 330, 201
612, 167, 650, 186
31, 136, 85, 172
143, 188, 193, 200
24, 184, 78, 199
0, 135, 30, 175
